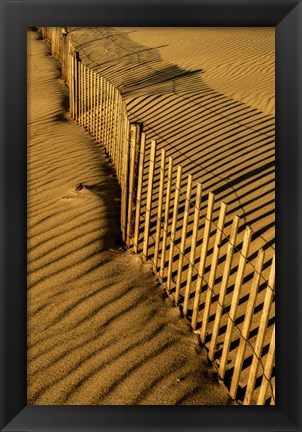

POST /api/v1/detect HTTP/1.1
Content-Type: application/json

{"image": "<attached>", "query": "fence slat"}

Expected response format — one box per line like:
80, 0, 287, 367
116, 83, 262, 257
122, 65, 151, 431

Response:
133, 132, 146, 253
219, 226, 252, 379
79, 62, 83, 125
69, 52, 74, 119
166, 165, 183, 292
229, 248, 265, 399
159, 157, 174, 281
208, 214, 240, 362
121, 119, 130, 242
96, 74, 100, 140
200, 201, 227, 342
257, 324, 275, 405
175, 174, 193, 304
183, 183, 203, 316
153, 148, 166, 272
142, 141, 157, 262
83, 64, 86, 127
243, 254, 275, 405
191, 192, 215, 330
126, 124, 140, 247
74, 54, 78, 121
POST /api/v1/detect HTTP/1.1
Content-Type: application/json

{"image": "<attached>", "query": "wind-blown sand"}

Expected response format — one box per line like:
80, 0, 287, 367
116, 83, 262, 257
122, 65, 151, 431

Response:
67, 27, 275, 258
63, 28, 275, 393
27, 29, 233, 405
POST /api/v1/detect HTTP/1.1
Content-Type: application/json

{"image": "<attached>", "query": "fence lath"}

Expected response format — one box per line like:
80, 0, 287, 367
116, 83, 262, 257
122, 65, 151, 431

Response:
159, 157, 174, 281
142, 141, 157, 262
174, 174, 193, 304
153, 148, 166, 272
133, 132, 146, 254
166, 165, 183, 292
183, 182, 203, 316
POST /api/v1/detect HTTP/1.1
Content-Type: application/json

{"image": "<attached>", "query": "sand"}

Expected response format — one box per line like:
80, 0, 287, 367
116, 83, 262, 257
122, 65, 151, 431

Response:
27, 29, 233, 405
66, 26, 275, 260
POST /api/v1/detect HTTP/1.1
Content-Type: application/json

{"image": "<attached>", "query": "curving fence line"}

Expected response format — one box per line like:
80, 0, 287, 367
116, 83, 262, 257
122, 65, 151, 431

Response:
37, 27, 275, 406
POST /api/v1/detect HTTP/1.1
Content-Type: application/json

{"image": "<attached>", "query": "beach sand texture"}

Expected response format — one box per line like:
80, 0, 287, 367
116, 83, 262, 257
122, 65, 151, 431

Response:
27, 29, 233, 405
67, 26, 275, 258
63, 27, 275, 392
28, 27, 275, 404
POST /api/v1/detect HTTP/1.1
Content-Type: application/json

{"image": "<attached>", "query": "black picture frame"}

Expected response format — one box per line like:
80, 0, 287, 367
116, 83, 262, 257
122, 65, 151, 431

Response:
1, 0, 301, 431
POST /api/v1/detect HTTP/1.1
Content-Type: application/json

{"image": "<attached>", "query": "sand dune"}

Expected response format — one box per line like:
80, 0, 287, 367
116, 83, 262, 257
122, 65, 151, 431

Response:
56, 27, 275, 400
66, 27, 275, 258
27, 29, 233, 405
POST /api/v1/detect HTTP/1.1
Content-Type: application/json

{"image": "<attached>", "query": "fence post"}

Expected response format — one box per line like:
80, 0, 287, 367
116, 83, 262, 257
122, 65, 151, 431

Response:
219, 226, 252, 379
191, 192, 215, 330
142, 141, 157, 263
229, 248, 265, 400
153, 148, 166, 273
133, 132, 146, 253
126, 123, 141, 248
166, 165, 183, 292
159, 157, 174, 281
243, 254, 275, 405
208, 215, 240, 361
183, 183, 203, 316
200, 201, 227, 342
174, 174, 193, 304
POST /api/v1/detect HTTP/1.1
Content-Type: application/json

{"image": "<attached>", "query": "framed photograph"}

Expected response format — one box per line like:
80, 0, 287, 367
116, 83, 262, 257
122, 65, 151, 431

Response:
1, 0, 301, 431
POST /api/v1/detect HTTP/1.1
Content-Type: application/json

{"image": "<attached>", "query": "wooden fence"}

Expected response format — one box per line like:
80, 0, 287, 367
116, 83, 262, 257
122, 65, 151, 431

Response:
38, 27, 275, 406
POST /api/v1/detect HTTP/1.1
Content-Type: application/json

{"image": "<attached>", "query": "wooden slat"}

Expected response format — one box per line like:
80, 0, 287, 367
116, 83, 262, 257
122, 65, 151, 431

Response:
98, 77, 104, 144
69, 52, 74, 119
166, 165, 183, 292
183, 183, 203, 316
229, 248, 265, 399
121, 119, 130, 242
191, 192, 215, 330
153, 148, 166, 272
96, 74, 100, 141
133, 132, 146, 253
270, 384, 275, 405
79, 62, 83, 125
126, 124, 140, 247
142, 140, 157, 262
159, 157, 174, 281
208, 215, 240, 361
117, 98, 123, 184
92, 71, 97, 137
108, 84, 114, 157
243, 254, 275, 405
74, 55, 78, 122
83, 65, 87, 128
219, 226, 252, 379
257, 324, 275, 405
175, 174, 193, 304
200, 201, 228, 342
113, 90, 118, 167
